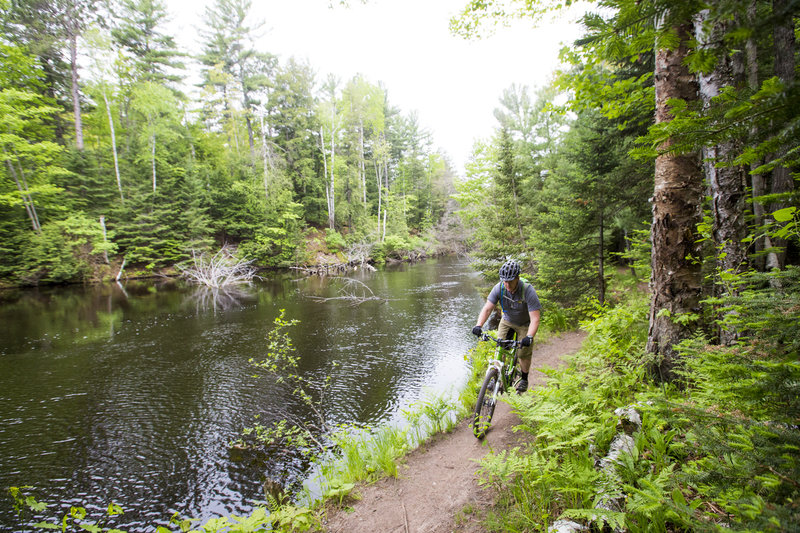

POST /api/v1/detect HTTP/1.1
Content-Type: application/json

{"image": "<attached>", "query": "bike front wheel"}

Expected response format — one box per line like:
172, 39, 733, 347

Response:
473, 366, 499, 439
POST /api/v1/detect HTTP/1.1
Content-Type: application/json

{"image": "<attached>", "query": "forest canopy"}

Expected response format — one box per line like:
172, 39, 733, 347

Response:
0, 0, 458, 285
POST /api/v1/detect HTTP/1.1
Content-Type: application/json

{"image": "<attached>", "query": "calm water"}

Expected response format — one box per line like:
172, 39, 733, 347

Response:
0, 257, 483, 531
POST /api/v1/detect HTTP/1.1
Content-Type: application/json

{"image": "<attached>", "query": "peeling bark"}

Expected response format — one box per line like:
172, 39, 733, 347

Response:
647, 21, 704, 378
695, 8, 748, 344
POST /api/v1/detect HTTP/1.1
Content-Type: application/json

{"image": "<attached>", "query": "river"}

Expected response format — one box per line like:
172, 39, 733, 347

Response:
0, 257, 484, 531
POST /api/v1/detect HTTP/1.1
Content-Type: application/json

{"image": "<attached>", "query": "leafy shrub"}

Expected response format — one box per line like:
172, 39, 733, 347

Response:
22, 215, 117, 283
324, 228, 347, 253
239, 225, 302, 267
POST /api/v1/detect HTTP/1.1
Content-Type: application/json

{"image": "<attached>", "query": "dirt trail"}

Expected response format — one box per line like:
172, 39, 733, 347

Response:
322, 330, 587, 533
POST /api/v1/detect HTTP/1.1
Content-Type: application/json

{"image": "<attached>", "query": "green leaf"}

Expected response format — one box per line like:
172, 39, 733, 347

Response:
672, 487, 687, 506
107, 503, 124, 516
773, 207, 797, 222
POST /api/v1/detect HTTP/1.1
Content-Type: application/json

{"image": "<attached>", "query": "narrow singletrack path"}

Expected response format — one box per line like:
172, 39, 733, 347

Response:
322, 330, 587, 533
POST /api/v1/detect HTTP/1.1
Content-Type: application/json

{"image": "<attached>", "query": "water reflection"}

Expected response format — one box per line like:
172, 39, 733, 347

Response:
185, 285, 258, 313
0, 258, 483, 531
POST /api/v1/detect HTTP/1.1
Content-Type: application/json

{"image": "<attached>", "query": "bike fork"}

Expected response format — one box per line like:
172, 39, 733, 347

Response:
488, 360, 504, 398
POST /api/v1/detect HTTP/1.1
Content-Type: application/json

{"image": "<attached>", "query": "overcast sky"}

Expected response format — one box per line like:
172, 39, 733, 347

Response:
171, 0, 585, 176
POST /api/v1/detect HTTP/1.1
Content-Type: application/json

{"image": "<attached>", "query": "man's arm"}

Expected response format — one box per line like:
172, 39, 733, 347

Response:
475, 300, 496, 329
526, 309, 541, 339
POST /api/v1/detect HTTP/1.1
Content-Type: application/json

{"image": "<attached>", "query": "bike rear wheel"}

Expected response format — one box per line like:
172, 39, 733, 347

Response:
473, 366, 499, 439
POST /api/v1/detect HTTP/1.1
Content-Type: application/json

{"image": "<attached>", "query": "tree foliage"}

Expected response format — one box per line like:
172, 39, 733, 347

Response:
0, 1, 457, 284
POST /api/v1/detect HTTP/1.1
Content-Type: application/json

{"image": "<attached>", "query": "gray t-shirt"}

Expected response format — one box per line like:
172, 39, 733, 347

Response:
487, 280, 542, 326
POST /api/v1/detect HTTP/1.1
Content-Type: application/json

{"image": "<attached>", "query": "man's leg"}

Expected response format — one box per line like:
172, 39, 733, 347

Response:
513, 322, 533, 393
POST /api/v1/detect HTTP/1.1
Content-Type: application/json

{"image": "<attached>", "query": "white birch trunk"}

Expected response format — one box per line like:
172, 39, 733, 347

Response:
360, 120, 366, 205
329, 105, 336, 230
4, 155, 40, 233
70, 32, 84, 151
151, 131, 157, 192
375, 159, 382, 233
320, 126, 334, 229
99, 215, 110, 264
103, 89, 123, 201
260, 114, 271, 201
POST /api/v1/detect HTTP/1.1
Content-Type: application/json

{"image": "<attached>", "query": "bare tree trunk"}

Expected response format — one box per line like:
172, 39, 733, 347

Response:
511, 177, 526, 247
151, 131, 157, 192
695, 8, 748, 344
745, 0, 773, 271
646, 20, 704, 380
70, 32, 84, 151
769, 0, 796, 268
244, 91, 255, 159
260, 114, 271, 201
4, 155, 40, 233
329, 107, 336, 230
360, 120, 366, 205
598, 209, 605, 306
99, 215, 110, 264
375, 159, 383, 232
102, 89, 123, 201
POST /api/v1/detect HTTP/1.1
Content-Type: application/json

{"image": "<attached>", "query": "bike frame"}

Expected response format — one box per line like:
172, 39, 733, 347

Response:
480, 333, 520, 394
472, 332, 522, 438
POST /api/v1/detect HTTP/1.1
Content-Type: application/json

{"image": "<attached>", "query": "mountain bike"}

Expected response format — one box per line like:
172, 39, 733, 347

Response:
472, 332, 523, 439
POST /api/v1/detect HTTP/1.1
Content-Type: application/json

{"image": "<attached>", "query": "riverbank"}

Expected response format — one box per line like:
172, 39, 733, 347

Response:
321, 330, 588, 533
1, 227, 456, 289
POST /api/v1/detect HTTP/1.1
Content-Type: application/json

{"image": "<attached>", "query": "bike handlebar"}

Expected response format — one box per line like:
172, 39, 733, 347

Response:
478, 332, 522, 349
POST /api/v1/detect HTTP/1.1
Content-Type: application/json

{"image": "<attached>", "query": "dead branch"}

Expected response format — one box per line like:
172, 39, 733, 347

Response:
307, 277, 387, 306
180, 247, 259, 288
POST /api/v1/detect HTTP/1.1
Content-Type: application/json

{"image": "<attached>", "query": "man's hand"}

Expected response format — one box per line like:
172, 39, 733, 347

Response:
521, 335, 533, 347
472, 326, 483, 336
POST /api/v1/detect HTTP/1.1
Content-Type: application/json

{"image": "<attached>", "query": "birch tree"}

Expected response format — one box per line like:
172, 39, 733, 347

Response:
0, 45, 66, 233
318, 75, 340, 230
129, 81, 180, 193
85, 28, 124, 200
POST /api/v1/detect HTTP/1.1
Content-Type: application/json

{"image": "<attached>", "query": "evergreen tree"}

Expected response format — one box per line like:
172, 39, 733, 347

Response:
111, 0, 186, 87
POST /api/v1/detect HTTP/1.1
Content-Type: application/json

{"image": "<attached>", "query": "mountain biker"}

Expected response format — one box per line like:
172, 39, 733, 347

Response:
471, 260, 541, 393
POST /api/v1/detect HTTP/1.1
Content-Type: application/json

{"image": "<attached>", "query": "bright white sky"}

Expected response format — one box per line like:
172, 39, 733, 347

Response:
170, 0, 585, 176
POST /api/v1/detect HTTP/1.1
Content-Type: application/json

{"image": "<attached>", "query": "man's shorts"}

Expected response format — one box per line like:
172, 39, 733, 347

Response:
498, 319, 533, 360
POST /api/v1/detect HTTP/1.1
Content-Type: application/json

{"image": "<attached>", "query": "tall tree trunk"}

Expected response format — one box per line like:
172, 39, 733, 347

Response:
329, 107, 336, 230
360, 120, 366, 205
745, 0, 774, 271
260, 114, 271, 201
70, 32, 84, 151
769, 0, 797, 268
598, 209, 605, 306
4, 155, 40, 233
151, 131, 157, 192
695, 8, 748, 344
375, 159, 383, 232
99, 215, 110, 264
242, 82, 255, 159
646, 20, 704, 380
102, 89, 123, 201
320, 126, 335, 230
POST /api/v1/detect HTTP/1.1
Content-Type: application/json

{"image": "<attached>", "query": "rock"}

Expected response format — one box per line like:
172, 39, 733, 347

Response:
548, 519, 588, 533
614, 405, 642, 435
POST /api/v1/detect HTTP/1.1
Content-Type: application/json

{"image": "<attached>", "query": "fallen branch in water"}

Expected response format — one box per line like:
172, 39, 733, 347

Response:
307, 277, 387, 306
180, 247, 258, 288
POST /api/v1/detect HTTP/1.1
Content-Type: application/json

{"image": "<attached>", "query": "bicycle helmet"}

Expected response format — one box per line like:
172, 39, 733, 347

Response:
498, 260, 521, 281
